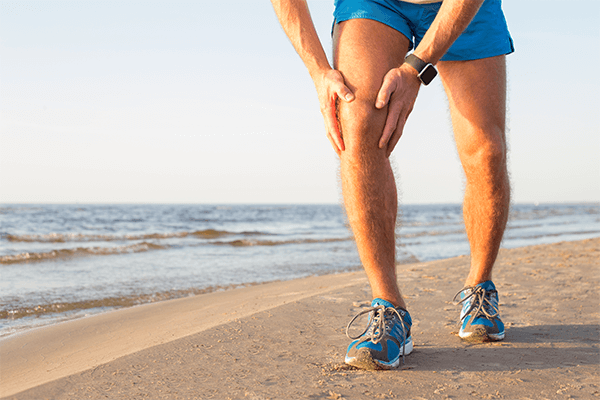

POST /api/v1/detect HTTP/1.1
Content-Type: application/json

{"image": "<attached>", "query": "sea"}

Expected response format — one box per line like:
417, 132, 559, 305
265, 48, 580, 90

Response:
1, 203, 598, 338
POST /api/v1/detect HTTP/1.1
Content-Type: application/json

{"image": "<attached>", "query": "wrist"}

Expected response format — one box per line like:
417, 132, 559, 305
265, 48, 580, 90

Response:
399, 63, 421, 83
398, 63, 423, 86
403, 53, 438, 86
308, 60, 334, 79
310, 66, 332, 85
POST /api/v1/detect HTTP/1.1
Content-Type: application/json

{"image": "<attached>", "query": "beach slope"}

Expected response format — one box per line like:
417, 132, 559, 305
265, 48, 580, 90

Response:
2, 238, 599, 399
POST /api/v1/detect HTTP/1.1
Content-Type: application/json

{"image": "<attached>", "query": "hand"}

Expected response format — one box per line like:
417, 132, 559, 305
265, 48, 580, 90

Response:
314, 69, 355, 156
375, 64, 422, 157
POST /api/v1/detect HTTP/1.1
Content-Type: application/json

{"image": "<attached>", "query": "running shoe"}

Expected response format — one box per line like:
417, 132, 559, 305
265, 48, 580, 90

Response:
453, 280, 505, 342
345, 298, 413, 370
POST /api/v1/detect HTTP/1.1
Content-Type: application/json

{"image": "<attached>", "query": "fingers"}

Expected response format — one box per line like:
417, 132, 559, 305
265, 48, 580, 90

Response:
380, 96, 415, 155
325, 95, 344, 154
376, 69, 398, 109
332, 84, 355, 153
329, 69, 355, 103
321, 77, 355, 155
326, 131, 342, 157
376, 69, 405, 150
315, 69, 356, 155
386, 113, 409, 158
376, 65, 421, 155
378, 102, 401, 149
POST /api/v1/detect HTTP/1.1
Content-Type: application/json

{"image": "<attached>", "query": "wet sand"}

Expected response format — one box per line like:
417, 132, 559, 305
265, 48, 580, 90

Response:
1, 238, 598, 399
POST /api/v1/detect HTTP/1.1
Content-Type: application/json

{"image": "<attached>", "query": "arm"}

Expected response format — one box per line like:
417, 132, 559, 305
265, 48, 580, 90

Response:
377, 0, 484, 156
413, 0, 484, 65
270, 0, 354, 155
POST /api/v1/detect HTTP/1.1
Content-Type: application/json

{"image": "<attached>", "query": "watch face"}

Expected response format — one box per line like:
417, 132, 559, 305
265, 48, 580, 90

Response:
419, 64, 438, 85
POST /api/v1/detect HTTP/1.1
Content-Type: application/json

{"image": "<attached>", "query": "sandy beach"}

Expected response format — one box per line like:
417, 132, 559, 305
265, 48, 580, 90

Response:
1, 238, 598, 399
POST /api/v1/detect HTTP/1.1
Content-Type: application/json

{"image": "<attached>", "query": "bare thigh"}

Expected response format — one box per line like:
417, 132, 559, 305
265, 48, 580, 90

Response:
333, 19, 410, 154
438, 56, 508, 172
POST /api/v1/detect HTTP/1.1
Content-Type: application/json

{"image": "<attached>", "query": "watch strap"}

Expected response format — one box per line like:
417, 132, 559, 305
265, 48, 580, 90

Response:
404, 54, 428, 74
404, 53, 437, 85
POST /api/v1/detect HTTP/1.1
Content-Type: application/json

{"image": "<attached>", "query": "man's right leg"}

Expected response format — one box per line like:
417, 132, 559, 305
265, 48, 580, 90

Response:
333, 18, 409, 310
333, 19, 413, 370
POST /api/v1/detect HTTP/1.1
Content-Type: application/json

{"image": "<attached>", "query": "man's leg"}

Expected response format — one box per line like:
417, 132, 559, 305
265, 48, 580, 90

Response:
438, 56, 510, 341
335, 18, 416, 370
438, 56, 510, 286
333, 19, 410, 309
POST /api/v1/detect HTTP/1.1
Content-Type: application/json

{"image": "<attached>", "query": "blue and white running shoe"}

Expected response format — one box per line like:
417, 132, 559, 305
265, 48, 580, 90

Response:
454, 280, 505, 342
345, 298, 413, 370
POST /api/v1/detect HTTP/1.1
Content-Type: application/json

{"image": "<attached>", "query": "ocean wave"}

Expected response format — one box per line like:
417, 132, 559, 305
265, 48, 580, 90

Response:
0, 242, 167, 264
399, 229, 465, 239
215, 237, 352, 247
0, 236, 354, 264
2, 229, 258, 243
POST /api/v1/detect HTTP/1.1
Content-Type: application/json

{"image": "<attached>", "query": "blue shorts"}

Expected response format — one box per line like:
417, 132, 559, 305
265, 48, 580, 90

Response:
333, 0, 514, 61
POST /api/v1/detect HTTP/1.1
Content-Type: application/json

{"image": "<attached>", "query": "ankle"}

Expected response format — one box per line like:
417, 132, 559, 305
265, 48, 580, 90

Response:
464, 279, 490, 287
373, 295, 407, 310
464, 273, 492, 287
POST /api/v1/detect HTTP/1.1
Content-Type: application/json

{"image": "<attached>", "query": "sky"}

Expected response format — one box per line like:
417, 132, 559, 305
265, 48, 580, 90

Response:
1, 0, 599, 204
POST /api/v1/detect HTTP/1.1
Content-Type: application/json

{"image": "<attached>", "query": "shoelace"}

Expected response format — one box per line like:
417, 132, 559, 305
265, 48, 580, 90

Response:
346, 304, 409, 364
452, 285, 499, 321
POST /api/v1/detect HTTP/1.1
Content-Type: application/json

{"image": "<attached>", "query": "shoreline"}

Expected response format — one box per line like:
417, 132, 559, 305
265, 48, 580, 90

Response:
0, 279, 297, 339
0, 265, 370, 340
1, 270, 369, 397
2, 238, 599, 399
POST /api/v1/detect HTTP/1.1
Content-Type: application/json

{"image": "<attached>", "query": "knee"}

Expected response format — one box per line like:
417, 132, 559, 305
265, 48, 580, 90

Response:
338, 97, 387, 161
460, 126, 508, 178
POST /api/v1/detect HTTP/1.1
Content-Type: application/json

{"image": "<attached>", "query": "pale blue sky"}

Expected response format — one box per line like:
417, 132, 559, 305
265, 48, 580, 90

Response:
1, 0, 598, 204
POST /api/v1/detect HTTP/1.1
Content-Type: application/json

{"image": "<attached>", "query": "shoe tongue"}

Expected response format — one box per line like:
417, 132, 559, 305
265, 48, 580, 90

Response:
371, 298, 396, 308
462, 281, 497, 298
476, 280, 496, 291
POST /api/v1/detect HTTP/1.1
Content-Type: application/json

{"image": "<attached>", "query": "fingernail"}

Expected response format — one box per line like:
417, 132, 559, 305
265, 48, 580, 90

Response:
345, 93, 354, 101
376, 101, 384, 108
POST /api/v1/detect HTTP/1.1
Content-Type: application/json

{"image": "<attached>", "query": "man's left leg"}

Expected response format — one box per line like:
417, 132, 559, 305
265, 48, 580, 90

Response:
438, 55, 510, 342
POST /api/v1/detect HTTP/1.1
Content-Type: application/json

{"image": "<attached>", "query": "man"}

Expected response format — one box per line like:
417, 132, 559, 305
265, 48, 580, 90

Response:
270, 0, 513, 370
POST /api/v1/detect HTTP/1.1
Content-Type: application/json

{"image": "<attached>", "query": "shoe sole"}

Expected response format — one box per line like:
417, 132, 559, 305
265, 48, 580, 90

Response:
345, 338, 413, 370
459, 327, 505, 343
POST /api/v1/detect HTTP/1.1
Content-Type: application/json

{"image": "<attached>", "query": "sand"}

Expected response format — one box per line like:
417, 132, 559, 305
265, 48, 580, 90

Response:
1, 238, 598, 399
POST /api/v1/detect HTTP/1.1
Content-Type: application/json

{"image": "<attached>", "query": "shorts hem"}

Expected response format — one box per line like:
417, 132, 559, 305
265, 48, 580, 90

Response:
333, 13, 414, 50
440, 36, 515, 61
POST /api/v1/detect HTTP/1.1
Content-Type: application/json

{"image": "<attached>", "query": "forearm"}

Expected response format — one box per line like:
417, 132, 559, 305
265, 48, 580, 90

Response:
270, 0, 331, 79
413, 0, 484, 64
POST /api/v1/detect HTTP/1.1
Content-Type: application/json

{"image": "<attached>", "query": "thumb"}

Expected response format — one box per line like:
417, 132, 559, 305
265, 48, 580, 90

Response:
376, 70, 397, 109
337, 84, 355, 102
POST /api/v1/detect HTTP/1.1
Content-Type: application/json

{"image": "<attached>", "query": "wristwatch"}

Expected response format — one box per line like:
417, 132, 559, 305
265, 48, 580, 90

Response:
404, 54, 438, 86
